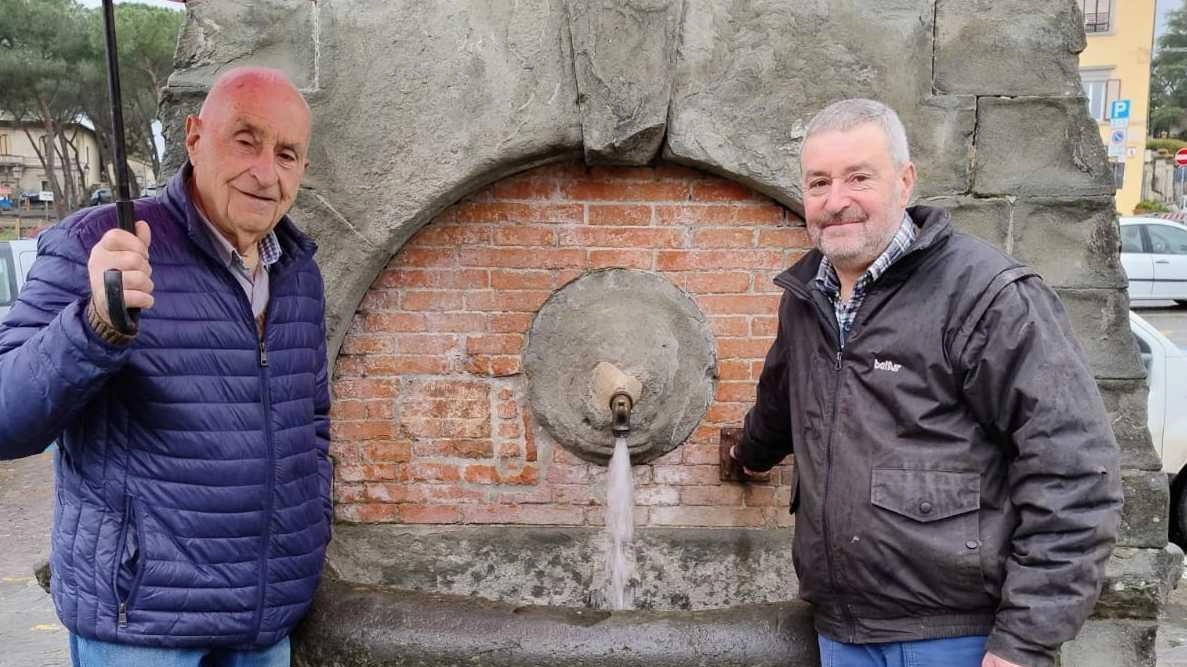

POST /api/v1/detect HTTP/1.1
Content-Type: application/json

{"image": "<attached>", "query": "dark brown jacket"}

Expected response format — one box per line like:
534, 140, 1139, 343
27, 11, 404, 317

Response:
736, 205, 1123, 667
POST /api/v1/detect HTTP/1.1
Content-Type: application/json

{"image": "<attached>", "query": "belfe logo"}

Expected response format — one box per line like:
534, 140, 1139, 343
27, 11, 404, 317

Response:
873, 358, 902, 373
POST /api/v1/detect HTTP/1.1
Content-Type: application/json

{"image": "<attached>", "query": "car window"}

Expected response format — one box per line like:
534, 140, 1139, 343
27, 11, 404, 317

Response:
0, 254, 13, 307
1121, 225, 1144, 253
1148, 225, 1187, 255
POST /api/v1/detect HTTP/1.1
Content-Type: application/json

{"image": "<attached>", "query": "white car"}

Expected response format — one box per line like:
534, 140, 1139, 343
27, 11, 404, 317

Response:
0, 239, 38, 320
1130, 311, 1187, 543
1120, 216, 1187, 305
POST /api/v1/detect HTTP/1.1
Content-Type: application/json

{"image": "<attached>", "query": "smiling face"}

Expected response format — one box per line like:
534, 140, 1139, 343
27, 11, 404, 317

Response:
184, 68, 311, 252
800, 122, 916, 275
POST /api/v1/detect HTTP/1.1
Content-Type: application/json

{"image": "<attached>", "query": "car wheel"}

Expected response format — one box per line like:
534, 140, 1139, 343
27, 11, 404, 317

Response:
1177, 300, 1187, 308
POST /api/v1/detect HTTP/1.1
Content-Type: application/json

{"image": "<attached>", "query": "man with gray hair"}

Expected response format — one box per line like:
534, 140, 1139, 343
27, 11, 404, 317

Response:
731, 98, 1122, 667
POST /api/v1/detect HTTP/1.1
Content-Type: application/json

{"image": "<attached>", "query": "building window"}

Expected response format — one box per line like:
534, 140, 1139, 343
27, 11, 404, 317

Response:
1082, 0, 1111, 33
1081, 70, 1120, 121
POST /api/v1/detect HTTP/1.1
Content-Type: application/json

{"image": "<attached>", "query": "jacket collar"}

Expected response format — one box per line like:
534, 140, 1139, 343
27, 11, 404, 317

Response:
160, 162, 317, 271
776, 205, 953, 294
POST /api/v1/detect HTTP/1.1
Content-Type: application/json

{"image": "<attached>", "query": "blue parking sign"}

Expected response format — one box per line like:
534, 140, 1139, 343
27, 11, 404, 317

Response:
1110, 99, 1131, 121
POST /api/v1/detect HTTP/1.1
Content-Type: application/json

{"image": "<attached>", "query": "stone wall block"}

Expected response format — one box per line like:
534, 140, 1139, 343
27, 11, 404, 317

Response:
1061, 619, 1157, 667
1054, 289, 1148, 380
1096, 546, 1183, 620
1011, 197, 1127, 289
1118, 472, 1171, 549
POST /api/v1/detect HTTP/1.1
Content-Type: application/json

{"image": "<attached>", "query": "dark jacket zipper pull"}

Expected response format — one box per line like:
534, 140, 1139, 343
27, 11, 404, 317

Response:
259, 339, 269, 367
834, 351, 842, 371
118, 602, 128, 627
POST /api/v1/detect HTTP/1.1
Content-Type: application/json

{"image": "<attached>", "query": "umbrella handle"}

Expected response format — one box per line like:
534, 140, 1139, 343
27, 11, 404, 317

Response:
103, 199, 140, 336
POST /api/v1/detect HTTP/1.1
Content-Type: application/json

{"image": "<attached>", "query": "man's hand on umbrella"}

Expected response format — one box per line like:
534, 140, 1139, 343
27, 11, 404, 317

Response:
983, 653, 1027, 667
88, 220, 154, 325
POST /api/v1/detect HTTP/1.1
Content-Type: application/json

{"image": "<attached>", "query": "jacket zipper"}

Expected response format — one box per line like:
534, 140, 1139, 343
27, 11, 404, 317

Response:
252, 319, 275, 640
114, 495, 143, 629
777, 274, 861, 640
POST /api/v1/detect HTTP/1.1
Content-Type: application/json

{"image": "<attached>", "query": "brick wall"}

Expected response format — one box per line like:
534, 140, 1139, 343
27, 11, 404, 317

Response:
331, 162, 809, 528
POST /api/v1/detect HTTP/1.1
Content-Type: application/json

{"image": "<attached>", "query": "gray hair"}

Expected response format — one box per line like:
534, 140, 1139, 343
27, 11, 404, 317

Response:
804, 99, 911, 167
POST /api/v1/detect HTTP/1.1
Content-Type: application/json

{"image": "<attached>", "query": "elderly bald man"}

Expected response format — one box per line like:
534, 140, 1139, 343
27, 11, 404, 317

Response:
0, 67, 331, 667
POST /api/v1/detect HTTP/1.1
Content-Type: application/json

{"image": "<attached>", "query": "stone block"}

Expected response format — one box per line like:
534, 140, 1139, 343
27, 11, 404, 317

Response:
567, 0, 683, 164
935, 0, 1085, 96
921, 196, 1011, 250
1118, 472, 1171, 550
1096, 379, 1161, 473
1095, 546, 1182, 620
1054, 288, 1147, 381
1061, 619, 1157, 667
974, 97, 1115, 197
1011, 197, 1127, 289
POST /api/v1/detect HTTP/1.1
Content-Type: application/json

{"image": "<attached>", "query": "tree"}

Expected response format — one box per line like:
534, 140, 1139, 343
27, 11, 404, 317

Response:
1151, 6, 1187, 140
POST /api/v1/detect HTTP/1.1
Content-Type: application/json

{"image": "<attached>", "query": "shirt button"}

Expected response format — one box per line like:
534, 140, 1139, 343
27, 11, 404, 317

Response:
965, 540, 980, 550
918, 501, 933, 515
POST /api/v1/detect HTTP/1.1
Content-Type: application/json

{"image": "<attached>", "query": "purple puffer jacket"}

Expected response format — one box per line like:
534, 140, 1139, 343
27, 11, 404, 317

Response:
0, 164, 332, 649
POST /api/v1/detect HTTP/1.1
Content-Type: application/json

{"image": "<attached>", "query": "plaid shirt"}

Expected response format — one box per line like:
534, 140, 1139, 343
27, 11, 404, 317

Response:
813, 213, 917, 348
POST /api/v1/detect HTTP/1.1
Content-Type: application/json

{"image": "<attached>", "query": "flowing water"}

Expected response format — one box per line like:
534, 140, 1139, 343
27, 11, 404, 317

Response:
603, 435, 636, 610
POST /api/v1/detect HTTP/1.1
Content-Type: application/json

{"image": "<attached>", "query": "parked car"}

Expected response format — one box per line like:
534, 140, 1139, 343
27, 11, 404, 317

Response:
0, 239, 38, 320
1120, 216, 1187, 305
1130, 311, 1187, 545
88, 187, 113, 207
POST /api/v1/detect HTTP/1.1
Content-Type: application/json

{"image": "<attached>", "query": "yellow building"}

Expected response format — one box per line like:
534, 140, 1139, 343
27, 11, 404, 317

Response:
1078, 0, 1157, 214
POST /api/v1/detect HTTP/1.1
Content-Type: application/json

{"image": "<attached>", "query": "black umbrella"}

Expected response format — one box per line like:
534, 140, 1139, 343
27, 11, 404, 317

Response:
98, 0, 186, 334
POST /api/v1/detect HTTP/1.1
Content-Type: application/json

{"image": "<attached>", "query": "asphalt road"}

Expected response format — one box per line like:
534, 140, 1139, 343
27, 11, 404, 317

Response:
1132, 301, 1187, 349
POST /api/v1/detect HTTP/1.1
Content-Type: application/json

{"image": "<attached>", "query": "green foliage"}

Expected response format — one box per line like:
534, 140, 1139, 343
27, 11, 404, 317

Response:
1152, 6, 1187, 140
1147, 138, 1187, 154
1135, 199, 1172, 213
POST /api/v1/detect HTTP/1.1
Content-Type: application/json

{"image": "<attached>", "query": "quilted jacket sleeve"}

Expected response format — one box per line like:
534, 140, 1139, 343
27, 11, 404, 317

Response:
312, 279, 333, 530
0, 219, 131, 459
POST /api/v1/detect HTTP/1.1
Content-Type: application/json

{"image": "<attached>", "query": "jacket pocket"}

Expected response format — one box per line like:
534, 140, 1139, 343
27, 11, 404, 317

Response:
868, 468, 985, 594
110, 496, 146, 628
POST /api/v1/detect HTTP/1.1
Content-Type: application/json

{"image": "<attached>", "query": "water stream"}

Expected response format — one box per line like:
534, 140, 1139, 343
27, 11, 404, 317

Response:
604, 435, 636, 610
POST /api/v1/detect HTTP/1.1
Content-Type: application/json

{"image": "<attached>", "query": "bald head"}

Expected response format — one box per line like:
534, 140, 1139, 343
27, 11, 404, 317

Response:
184, 66, 313, 254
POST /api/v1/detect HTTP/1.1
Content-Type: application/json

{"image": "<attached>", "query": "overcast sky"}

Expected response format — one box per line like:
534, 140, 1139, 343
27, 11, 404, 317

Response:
1159, 0, 1184, 40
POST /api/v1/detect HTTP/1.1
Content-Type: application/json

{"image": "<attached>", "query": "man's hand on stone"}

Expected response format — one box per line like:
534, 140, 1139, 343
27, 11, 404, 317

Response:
87, 220, 154, 325
983, 652, 1026, 667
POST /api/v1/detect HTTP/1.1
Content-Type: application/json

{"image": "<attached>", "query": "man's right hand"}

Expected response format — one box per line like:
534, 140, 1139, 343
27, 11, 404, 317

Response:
87, 220, 154, 326
729, 445, 760, 476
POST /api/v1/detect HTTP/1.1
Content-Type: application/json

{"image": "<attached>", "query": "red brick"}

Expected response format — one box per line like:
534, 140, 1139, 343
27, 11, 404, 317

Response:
683, 443, 722, 465
413, 439, 494, 458
652, 465, 721, 485
716, 382, 757, 403
460, 247, 585, 269
691, 181, 764, 201
466, 334, 525, 355
403, 462, 462, 482
743, 485, 776, 507
364, 312, 427, 333
414, 224, 491, 246
709, 317, 749, 337
496, 400, 519, 419
374, 356, 451, 375
379, 268, 489, 289
492, 178, 561, 199
560, 227, 683, 249
333, 379, 399, 400
395, 334, 459, 355
546, 463, 592, 484
634, 486, 681, 506
497, 420, 522, 438
334, 484, 366, 504
490, 270, 555, 290
465, 355, 522, 377
586, 166, 660, 180
401, 417, 490, 439
331, 399, 367, 421
495, 486, 554, 504
333, 356, 365, 378
588, 204, 652, 226
499, 465, 539, 485
401, 290, 464, 312
750, 360, 766, 380
561, 180, 689, 201
680, 271, 752, 294
751, 317, 779, 336
365, 400, 396, 420
338, 503, 401, 523
417, 380, 490, 401
461, 504, 585, 525
338, 464, 398, 482
361, 441, 413, 462
587, 249, 654, 269
695, 294, 781, 316
656, 250, 786, 271
650, 506, 765, 527
681, 485, 744, 505
717, 360, 751, 381
758, 227, 812, 248
692, 228, 755, 248
401, 397, 489, 420
654, 163, 704, 180
396, 247, 458, 267
340, 334, 396, 355
365, 483, 485, 504
359, 290, 402, 311
399, 504, 461, 524
553, 484, 598, 505
423, 313, 489, 333
493, 226, 558, 247
453, 202, 583, 224
706, 403, 748, 424
717, 337, 776, 359
655, 204, 784, 227
463, 464, 500, 484
489, 313, 534, 333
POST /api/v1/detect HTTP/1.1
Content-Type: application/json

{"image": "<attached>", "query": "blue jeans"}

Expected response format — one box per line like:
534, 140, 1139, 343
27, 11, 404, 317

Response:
818, 634, 988, 667
70, 634, 290, 667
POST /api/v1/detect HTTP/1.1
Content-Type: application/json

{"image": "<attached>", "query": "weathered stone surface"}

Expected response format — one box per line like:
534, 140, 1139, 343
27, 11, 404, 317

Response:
568, 0, 682, 164
328, 524, 798, 611
293, 576, 820, 667
921, 196, 1011, 249
165, 0, 584, 359
1118, 472, 1171, 550
169, 0, 319, 92
665, 0, 973, 209
935, 0, 1086, 96
1061, 619, 1157, 667
1011, 197, 1127, 289
523, 270, 716, 464
1098, 379, 1162, 472
1054, 289, 1147, 380
1095, 546, 1183, 619
974, 97, 1115, 197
